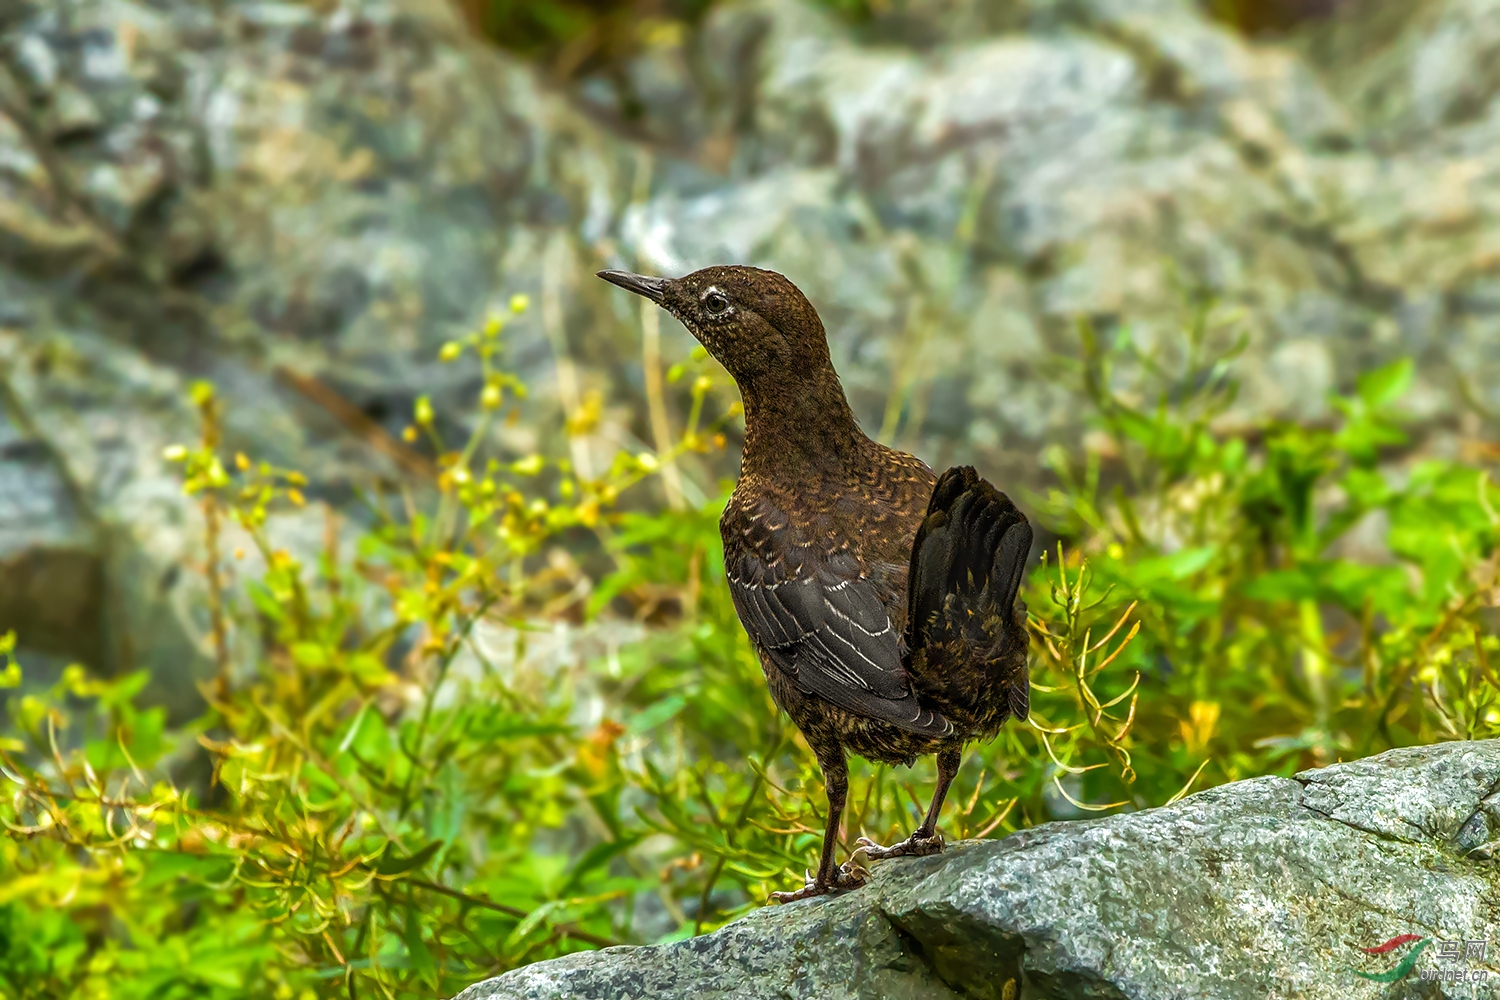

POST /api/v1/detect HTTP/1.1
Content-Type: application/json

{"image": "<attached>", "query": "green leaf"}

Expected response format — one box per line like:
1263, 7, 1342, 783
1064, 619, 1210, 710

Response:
346, 652, 390, 684
405, 904, 435, 978
136, 851, 237, 886
290, 642, 329, 668
245, 581, 287, 622
560, 835, 642, 895
1161, 546, 1216, 579
1240, 569, 1320, 602
626, 695, 686, 734
374, 839, 443, 877
1355, 358, 1413, 409
504, 900, 565, 948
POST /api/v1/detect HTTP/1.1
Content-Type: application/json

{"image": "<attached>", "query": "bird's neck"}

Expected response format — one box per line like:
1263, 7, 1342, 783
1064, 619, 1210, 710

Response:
737, 370, 877, 483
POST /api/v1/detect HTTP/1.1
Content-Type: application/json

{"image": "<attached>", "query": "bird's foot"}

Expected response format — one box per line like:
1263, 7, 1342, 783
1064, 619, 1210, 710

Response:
768, 863, 869, 904
856, 829, 944, 861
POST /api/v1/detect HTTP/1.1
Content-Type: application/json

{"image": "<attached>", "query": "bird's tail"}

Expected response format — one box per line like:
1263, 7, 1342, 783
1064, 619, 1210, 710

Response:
905, 466, 1033, 735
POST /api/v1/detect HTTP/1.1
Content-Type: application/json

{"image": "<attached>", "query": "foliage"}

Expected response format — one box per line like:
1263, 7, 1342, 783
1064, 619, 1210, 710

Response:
2, 296, 1497, 997
453, 0, 714, 80
0, 298, 740, 999
1034, 314, 1500, 803
455, 0, 1342, 82
1200, 0, 1345, 36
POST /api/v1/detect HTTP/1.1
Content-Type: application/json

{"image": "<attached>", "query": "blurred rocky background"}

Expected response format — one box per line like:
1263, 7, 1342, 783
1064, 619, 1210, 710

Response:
2, 0, 1499, 712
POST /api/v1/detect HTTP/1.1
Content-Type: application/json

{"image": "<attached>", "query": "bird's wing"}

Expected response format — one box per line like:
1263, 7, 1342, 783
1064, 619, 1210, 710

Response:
727, 544, 952, 737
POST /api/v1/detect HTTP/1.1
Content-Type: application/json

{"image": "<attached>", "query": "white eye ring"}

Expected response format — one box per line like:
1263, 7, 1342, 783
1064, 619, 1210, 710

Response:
702, 287, 731, 317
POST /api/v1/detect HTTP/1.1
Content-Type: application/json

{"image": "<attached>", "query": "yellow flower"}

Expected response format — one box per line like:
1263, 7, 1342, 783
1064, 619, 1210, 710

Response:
1179, 701, 1220, 754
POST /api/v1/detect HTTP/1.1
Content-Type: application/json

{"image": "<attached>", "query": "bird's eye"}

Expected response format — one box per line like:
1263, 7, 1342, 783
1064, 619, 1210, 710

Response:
703, 291, 730, 317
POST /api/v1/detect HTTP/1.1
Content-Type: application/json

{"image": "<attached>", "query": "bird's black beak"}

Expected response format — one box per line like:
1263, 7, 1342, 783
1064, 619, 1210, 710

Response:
597, 269, 670, 304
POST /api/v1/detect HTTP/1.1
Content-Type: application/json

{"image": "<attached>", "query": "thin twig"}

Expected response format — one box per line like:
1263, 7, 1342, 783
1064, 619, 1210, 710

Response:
275, 366, 435, 479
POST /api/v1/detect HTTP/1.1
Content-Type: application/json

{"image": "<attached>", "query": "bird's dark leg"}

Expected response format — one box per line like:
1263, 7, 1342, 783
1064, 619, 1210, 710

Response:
858, 745, 962, 861
769, 747, 867, 903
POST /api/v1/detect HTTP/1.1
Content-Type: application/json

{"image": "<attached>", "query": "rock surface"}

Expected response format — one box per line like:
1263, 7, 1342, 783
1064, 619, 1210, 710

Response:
454, 739, 1500, 1000
0, 0, 624, 704
4, 0, 1500, 692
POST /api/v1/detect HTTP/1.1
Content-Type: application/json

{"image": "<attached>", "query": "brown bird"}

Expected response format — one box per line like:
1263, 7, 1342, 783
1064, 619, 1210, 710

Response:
598, 265, 1032, 902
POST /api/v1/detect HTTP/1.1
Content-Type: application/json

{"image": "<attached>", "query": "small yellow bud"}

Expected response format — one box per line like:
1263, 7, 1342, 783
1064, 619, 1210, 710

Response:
401, 426, 418, 442
439, 341, 462, 362
693, 375, 712, 395
162, 444, 188, 462
637, 452, 660, 472
509, 293, 530, 314
414, 396, 434, 426
484, 314, 503, 338
512, 454, 544, 476
480, 384, 502, 409
713, 433, 727, 450
234, 547, 246, 560
234, 452, 250, 471
287, 489, 306, 507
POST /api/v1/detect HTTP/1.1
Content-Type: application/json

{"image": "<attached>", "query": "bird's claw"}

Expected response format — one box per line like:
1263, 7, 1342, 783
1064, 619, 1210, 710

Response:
856, 830, 944, 861
768, 862, 869, 904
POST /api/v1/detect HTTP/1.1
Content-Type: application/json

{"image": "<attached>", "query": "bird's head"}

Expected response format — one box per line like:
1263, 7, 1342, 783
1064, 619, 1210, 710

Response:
597, 265, 833, 390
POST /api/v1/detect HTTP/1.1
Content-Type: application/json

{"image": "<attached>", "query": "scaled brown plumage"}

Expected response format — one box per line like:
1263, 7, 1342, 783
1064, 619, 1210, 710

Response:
598, 265, 1032, 902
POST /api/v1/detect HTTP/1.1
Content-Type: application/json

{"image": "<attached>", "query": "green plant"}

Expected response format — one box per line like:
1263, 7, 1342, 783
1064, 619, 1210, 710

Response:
0, 299, 742, 998
1035, 314, 1500, 799
2, 293, 1496, 998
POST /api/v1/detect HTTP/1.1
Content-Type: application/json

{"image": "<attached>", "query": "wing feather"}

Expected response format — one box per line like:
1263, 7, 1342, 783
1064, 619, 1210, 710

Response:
728, 541, 952, 737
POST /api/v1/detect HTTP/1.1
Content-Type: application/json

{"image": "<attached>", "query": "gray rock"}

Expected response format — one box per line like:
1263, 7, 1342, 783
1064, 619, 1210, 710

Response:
612, 0, 1500, 469
454, 739, 1500, 1000
0, 391, 103, 671
0, 0, 630, 705
6, 0, 1500, 692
